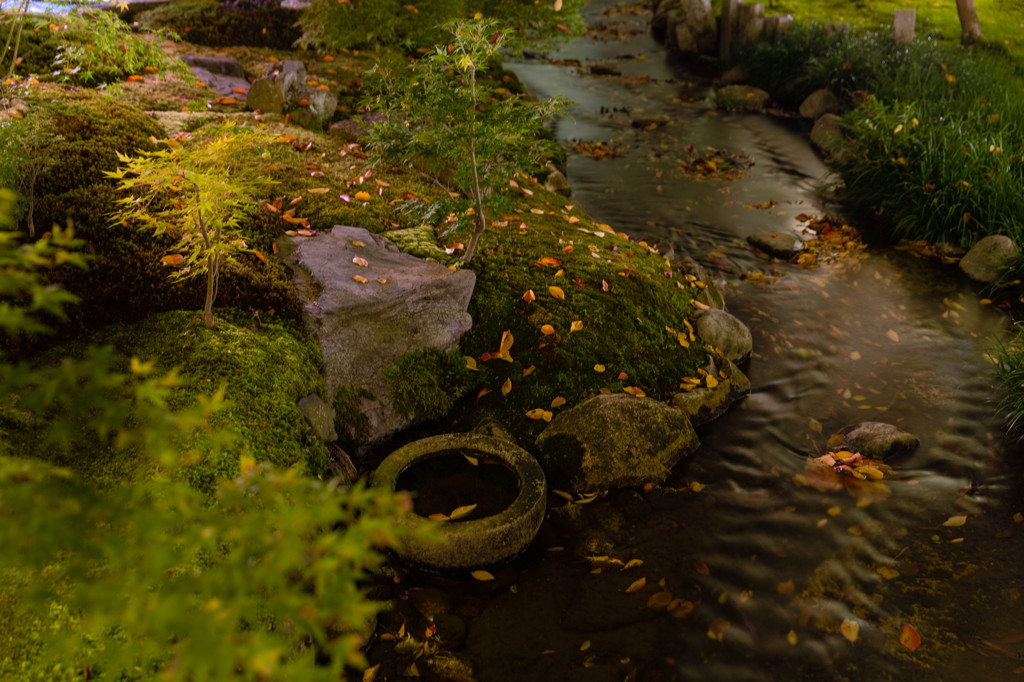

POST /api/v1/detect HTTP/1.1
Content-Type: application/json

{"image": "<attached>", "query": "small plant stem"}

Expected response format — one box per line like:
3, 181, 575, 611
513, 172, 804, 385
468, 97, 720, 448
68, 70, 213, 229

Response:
462, 63, 486, 264
191, 180, 216, 329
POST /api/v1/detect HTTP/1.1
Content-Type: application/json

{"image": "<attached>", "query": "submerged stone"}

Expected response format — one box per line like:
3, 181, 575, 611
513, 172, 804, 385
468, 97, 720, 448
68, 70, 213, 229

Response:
694, 309, 752, 364
827, 422, 920, 460
748, 229, 802, 258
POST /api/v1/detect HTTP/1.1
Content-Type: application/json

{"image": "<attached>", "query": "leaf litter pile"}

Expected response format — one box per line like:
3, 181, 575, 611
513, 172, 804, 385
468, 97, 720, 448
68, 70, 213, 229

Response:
680, 145, 753, 181
791, 214, 868, 268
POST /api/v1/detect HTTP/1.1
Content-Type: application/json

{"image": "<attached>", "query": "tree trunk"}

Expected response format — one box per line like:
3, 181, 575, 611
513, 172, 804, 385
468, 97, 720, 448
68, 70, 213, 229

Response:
956, 0, 982, 46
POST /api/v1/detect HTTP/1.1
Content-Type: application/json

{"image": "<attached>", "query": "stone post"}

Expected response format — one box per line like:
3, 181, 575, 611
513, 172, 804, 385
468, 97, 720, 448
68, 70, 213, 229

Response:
720, 0, 738, 58
736, 2, 765, 46
893, 9, 916, 47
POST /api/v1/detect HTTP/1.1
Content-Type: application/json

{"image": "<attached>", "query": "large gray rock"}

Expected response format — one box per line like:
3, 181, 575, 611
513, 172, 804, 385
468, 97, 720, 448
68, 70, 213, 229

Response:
799, 88, 840, 120
246, 60, 336, 128
694, 308, 752, 363
666, 0, 717, 54
181, 55, 250, 96
716, 85, 771, 112
283, 226, 475, 445
827, 422, 920, 460
535, 394, 699, 493
959, 235, 1019, 283
671, 357, 750, 426
810, 113, 847, 157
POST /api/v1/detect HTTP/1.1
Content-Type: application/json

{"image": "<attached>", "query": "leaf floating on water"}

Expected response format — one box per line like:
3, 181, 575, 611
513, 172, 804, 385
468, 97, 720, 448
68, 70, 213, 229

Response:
668, 599, 694, 618
900, 623, 922, 651
707, 618, 729, 642
449, 504, 477, 520
943, 514, 968, 527
850, 351, 862, 360
777, 579, 795, 594
428, 513, 450, 521
840, 618, 860, 643
693, 561, 709, 575
787, 630, 799, 645
877, 566, 900, 579
471, 570, 495, 581
579, 640, 590, 651
886, 329, 900, 343
647, 591, 674, 608
464, 454, 479, 466
625, 577, 646, 593
552, 489, 574, 501
623, 558, 644, 570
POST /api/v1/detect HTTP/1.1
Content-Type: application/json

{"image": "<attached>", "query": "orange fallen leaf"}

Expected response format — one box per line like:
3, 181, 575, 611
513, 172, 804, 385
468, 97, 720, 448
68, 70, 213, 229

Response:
841, 618, 860, 643
126, 75, 144, 82
352, 256, 368, 267
537, 256, 560, 268
570, 320, 583, 332
623, 386, 646, 397
252, 249, 268, 265
502, 377, 512, 396
899, 624, 922, 651
522, 365, 535, 377
477, 388, 492, 399
549, 286, 565, 300
494, 330, 514, 362
551, 396, 566, 408
541, 324, 555, 335
465, 356, 479, 371
144, 66, 159, 73
354, 191, 372, 201
647, 591, 674, 608
352, 275, 369, 284
297, 98, 310, 106
523, 289, 536, 303
161, 254, 184, 266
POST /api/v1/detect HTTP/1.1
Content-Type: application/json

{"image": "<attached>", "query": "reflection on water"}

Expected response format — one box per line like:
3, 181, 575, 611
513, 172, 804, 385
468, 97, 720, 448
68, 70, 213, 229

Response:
374, 2, 1024, 681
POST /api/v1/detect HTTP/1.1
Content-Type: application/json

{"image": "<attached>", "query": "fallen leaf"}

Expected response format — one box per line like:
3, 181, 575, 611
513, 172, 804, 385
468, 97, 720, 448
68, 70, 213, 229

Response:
787, 630, 798, 645
354, 191, 372, 201
549, 286, 565, 300
465, 356, 479, 371
777, 579, 795, 594
541, 324, 556, 335
523, 289, 536, 303
625, 577, 646, 593
537, 257, 560, 268
352, 275, 369, 284
464, 454, 478, 466
308, 187, 330, 194
449, 504, 477, 520
363, 663, 380, 682
707, 619, 729, 641
623, 559, 644, 570
526, 408, 548, 420
352, 256, 368, 267
476, 388, 491, 399
705, 375, 719, 389
579, 640, 590, 651
877, 566, 900, 579
552, 490, 574, 501
943, 514, 967, 527
502, 377, 512, 396
594, 364, 606, 373
522, 365, 535, 377
623, 386, 646, 397
570, 320, 583, 332
647, 591, 674, 608
428, 513, 450, 521
551, 396, 566, 408
841, 618, 860, 643
617, 372, 628, 380
900, 623, 922, 651
471, 570, 494, 581
668, 599, 694, 618
161, 254, 184, 266
126, 74, 144, 82
886, 329, 900, 343
494, 330, 514, 362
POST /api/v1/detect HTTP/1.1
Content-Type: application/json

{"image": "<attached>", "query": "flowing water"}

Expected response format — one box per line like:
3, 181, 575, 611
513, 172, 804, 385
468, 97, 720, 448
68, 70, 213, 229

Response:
369, 3, 1024, 680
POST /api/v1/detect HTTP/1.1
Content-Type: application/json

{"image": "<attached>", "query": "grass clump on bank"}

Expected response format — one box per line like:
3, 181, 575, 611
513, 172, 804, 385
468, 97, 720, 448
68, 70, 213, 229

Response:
732, 22, 1024, 248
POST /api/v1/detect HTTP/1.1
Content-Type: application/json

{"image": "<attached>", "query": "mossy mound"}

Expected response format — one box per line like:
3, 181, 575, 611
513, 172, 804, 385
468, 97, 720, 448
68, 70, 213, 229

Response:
19, 310, 328, 492
136, 0, 302, 50
444, 184, 710, 443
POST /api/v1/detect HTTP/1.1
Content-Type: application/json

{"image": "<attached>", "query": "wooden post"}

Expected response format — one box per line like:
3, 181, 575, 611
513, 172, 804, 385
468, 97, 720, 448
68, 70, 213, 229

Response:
893, 9, 916, 47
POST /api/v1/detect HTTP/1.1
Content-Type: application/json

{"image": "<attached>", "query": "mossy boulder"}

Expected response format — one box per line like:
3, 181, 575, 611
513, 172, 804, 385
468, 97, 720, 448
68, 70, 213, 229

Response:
535, 394, 699, 492
136, 0, 302, 50
454, 184, 710, 444
24, 310, 328, 492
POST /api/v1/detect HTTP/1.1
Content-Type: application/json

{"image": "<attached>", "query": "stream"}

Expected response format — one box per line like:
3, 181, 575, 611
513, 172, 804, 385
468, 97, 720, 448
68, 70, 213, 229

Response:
369, 3, 1024, 680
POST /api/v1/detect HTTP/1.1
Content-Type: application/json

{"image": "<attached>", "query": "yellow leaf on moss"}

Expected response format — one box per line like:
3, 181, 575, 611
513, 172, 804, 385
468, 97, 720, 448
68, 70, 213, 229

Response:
502, 377, 512, 396
551, 396, 566, 408
354, 191, 372, 201
549, 286, 565, 300
570, 320, 583, 332
541, 324, 556, 335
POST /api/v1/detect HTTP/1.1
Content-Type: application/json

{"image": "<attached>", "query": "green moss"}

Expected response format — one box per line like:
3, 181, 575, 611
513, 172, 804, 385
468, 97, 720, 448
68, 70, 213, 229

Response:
453, 183, 709, 443
385, 348, 473, 421
332, 385, 374, 449
29, 310, 328, 492
136, 0, 302, 50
